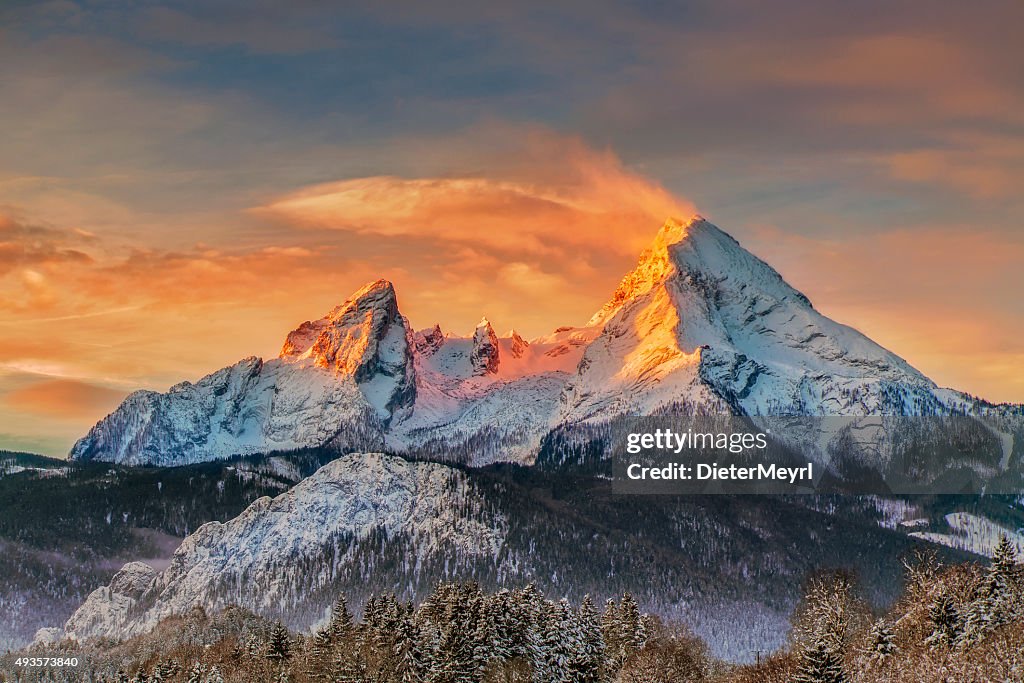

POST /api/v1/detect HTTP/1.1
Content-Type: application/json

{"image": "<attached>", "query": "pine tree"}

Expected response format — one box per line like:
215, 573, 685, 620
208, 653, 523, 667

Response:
574, 595, 605, 683
925, 593, 961, 648
619, 593, 645, 652
991, 533, 1018, 581
866, 620, 897, 663
962, 534, 1019, 644
470, 594, 492, 680
204, 666, 224, 683
601, 598, 623, 674
431, 592, 477, 683
186, 661, 205, 683
331, 594, 355, 641
395, 612, 428, 683
306, 627, 334, 681
266, 622, 292, 661
793, 637, 848, 683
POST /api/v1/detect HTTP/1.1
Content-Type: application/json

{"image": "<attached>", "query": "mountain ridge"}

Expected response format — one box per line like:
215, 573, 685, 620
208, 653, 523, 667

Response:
70, 216, 1021, 469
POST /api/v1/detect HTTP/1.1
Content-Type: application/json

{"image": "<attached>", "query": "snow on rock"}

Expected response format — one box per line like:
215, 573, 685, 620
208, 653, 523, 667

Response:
413, 324, 445, 356
69, 282, 414, 466
30, 627, 63, 647
279, 279, 416, 420
61, 453, 505, 642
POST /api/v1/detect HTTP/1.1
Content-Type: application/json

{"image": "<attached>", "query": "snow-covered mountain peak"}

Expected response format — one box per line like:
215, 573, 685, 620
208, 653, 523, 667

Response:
277, 278, 415, 419
280, 279, 401, 366
414, 324, 445, 356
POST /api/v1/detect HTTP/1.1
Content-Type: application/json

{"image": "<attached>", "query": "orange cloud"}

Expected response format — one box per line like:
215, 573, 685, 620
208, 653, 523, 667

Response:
4, 378, 128, 420
259, 132, 692, 260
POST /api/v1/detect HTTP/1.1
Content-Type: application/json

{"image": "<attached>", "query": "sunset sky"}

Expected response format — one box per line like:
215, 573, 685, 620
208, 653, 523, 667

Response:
2, 1, 1022, 456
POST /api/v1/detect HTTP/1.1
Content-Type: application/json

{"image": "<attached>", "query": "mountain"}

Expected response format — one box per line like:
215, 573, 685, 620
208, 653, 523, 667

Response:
27, 216, 1024, 661
54, 451, 958, 661
69, 281, 401, 466
564, 218, 935, 419
60, 453, 504, 642
70, 216, 1021, 471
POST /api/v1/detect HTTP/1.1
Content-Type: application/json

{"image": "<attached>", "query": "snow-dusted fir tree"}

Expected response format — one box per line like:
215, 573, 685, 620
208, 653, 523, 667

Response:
266, 622, 292, 661
330, 595, 355, 642
470, 595, 493, 679
429, 597, 477, 681
619, 593, 646, 652
866, 620, 897, 663
794, 637, 848, 683
925, 593, 961, 649
395, 611, 428, 683
305, 626, 334, 681
961, 533, 1019, 645
539, 599, 577, 683
204, 666, 224, 683
573, 595, 605, 683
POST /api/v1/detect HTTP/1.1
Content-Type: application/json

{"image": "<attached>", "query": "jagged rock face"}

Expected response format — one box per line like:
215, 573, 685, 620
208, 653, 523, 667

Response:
280, 279, 417, 420
508, 330, 529, 359
470, 318, 500, 374
414, 324, 445, 356
70, 281, 414, 466
63, 562, 157, 642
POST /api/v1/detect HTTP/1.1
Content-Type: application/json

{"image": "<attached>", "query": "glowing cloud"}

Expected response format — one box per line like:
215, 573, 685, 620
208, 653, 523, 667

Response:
259, 133, 692, 260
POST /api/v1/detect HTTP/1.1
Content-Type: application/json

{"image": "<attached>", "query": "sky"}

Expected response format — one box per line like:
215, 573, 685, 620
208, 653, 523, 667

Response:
1, 0, 1022, 456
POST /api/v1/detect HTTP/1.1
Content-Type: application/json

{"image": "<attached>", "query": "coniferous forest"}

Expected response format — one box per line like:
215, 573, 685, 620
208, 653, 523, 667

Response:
3, 536, 1022, 683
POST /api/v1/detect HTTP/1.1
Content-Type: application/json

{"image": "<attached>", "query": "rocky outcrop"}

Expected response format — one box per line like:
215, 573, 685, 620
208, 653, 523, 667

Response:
470, 318, 500, 375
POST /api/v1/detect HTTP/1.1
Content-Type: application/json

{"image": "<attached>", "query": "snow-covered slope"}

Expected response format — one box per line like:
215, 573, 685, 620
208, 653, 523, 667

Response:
61, 453, 505, 641
71, 216, 1022, 468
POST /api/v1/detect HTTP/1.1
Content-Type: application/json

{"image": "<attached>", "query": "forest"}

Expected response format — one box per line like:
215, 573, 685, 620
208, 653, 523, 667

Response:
2, 535, 1021, 683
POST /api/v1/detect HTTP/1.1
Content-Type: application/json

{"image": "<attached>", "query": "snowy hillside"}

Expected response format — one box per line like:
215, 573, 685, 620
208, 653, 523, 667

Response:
60, 453, 505, 642
70, 216, 1023, 469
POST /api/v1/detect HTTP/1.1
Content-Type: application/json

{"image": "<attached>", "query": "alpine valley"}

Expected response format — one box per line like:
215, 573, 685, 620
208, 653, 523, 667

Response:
4, 217, 1023, 662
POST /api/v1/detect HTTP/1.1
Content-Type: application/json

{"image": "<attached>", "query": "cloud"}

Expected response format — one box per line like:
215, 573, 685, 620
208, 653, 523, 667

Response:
251, 131, 696, 336
260, 131, 692, 259
3, 378, 127, 419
